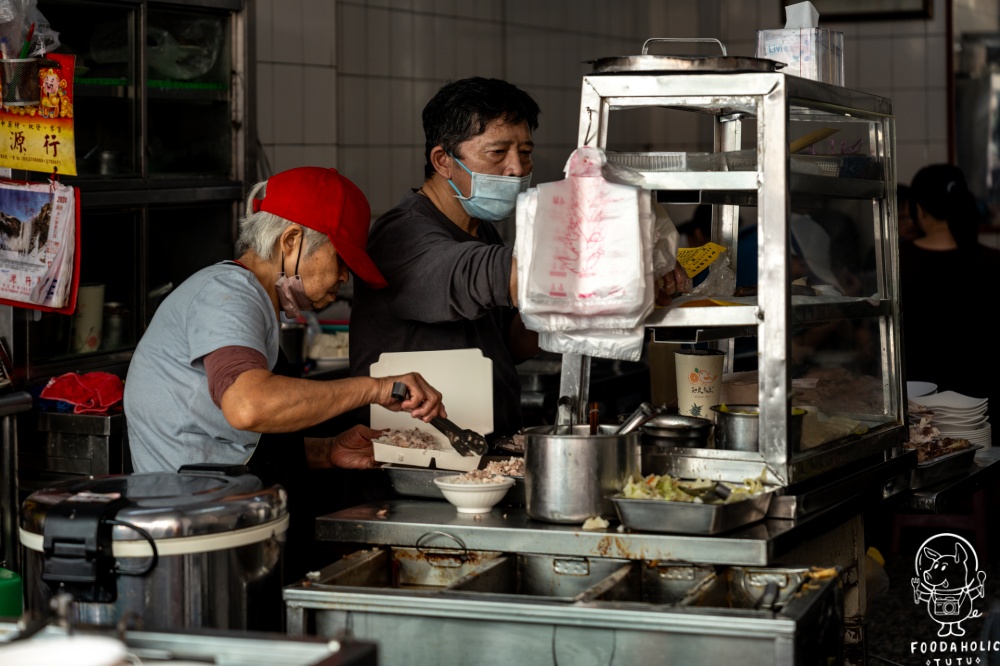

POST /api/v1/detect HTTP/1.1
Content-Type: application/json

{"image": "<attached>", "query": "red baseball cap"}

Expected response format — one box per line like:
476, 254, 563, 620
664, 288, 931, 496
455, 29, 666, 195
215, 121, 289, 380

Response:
254, 167, 387, 288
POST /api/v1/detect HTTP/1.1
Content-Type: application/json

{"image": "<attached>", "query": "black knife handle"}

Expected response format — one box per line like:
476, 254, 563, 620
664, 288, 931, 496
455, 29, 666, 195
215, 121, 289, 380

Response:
391, 381, 409, 402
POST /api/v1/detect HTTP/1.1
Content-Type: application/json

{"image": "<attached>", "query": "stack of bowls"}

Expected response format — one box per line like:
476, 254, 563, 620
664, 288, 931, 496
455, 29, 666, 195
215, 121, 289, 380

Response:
639, 414, 713, 475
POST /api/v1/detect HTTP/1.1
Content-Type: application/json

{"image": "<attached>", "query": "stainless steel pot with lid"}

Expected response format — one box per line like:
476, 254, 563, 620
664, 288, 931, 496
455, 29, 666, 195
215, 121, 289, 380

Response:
524, 425, 639, 524
20, 467, 288, 631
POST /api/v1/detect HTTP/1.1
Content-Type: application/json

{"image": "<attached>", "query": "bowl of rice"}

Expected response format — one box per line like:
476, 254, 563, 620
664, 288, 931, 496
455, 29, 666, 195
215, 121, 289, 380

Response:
433, 470, 515, 514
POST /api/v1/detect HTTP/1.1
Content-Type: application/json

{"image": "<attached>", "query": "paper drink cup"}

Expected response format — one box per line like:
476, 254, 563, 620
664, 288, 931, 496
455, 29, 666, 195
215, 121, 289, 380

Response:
71, 284, 105, 354
674, 349, 725, 418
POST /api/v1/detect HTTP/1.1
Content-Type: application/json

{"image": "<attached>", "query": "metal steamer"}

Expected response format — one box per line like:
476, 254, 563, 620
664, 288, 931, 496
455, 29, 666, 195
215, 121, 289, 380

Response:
19, 467, 288, 631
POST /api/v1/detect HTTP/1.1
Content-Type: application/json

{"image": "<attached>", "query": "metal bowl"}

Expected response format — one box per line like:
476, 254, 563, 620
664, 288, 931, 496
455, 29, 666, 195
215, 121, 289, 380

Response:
710, 405, 805, 452
639, 414, 714, 475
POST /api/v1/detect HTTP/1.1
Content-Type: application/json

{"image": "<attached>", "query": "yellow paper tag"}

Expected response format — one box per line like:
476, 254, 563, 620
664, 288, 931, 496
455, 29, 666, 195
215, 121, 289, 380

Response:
677, 242, 726, 278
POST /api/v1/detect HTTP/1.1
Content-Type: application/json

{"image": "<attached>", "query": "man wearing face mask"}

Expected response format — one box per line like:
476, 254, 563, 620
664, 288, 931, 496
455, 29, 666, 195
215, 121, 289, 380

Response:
350, 77, 540, 438
124, 166, 446, 476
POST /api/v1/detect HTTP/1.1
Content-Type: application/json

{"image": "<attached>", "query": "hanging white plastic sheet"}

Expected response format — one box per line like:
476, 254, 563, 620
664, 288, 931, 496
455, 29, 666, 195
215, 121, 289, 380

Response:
0, 178, 80, 313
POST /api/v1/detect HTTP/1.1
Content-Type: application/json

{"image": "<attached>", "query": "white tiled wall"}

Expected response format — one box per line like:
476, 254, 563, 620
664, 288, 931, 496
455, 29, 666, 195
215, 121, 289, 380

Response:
256, 0, 967, 213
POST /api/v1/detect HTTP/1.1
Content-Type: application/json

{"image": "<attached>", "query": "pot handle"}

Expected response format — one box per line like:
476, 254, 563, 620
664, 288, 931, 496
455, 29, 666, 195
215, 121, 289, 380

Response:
642, 37, 727, 56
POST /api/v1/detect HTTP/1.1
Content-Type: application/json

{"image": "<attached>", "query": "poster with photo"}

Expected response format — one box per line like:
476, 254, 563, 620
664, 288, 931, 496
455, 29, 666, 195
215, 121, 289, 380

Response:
0, 178, 80, 313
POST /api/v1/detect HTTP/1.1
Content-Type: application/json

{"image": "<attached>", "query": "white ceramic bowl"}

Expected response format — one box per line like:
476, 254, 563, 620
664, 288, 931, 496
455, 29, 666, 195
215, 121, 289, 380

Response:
433, 475, 514, 514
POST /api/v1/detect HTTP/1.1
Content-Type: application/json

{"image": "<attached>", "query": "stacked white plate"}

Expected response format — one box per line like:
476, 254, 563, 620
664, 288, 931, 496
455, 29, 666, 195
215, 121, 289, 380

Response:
911, 391, 991, 449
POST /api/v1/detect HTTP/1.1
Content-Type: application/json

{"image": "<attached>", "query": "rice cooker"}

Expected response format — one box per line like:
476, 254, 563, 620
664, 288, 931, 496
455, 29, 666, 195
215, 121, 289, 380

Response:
19, 466, 288, 632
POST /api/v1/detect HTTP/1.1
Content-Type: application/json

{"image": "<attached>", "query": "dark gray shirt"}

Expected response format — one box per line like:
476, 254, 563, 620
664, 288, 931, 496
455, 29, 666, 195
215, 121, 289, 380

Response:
350, 191, 522, 436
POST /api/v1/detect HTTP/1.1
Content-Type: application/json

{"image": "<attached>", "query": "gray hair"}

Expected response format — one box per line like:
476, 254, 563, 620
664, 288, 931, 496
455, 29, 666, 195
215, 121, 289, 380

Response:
235, 180, 329, 260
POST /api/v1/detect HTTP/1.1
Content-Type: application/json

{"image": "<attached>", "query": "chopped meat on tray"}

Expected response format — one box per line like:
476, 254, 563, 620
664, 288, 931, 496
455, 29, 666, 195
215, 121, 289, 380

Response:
373, 428, 439, 450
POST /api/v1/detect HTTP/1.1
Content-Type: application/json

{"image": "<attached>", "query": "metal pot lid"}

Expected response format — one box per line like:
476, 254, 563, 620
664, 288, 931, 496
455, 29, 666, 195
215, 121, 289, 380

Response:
642, 414, 714, 433
589, 54, 784, 74
588, 37, 784, 75
21, 471, 287, 540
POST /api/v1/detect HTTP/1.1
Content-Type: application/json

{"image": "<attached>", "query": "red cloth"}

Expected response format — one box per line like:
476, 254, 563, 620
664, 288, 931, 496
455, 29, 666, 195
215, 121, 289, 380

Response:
40, 372, 124, 414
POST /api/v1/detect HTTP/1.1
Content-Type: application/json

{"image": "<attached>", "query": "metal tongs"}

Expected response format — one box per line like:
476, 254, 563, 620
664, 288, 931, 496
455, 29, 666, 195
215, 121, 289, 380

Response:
390, 382, 488, 457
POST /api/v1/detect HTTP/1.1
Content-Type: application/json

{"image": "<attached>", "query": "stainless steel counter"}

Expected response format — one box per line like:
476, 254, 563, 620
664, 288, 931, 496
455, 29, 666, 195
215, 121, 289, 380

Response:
315, 491, 871, 566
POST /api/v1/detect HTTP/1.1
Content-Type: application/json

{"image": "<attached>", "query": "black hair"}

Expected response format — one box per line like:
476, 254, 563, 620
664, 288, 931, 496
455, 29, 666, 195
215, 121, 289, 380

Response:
909, 164, 982, 251
422, 77, 540, 179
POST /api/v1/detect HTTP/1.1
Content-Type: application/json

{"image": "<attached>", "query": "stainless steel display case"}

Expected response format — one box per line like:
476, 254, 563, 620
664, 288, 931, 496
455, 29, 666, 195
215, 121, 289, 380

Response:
558, 66, 906, 488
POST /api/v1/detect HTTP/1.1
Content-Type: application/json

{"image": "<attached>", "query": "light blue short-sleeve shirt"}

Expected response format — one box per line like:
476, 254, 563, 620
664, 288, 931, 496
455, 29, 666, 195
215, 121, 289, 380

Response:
124, 262, 280, 473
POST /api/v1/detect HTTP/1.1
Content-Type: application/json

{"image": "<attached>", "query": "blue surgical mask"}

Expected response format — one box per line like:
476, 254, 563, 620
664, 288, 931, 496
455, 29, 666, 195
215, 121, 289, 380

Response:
447, 154, 532, 221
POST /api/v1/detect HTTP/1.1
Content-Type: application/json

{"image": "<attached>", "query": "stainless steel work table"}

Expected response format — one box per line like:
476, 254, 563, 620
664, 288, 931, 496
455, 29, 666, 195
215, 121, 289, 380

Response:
315, 489, 874, 566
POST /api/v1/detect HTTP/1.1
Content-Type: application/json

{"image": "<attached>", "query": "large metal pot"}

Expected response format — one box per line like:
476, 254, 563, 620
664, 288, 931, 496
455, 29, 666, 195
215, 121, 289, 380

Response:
19, 468, 288, 632
524, 425, 639, 524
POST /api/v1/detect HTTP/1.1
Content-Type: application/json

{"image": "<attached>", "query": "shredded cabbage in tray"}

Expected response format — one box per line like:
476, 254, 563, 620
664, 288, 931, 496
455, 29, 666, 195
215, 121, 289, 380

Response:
621, 471, 767, 504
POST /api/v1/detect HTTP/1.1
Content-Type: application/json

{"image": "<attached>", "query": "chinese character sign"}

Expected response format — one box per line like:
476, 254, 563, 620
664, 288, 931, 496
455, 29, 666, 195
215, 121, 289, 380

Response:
0, 53, 76, 175
0, 179, 80, 313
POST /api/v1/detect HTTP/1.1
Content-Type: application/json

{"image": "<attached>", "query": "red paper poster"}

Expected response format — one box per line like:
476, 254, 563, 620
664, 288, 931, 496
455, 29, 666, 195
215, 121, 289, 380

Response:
0, 53, 76, 176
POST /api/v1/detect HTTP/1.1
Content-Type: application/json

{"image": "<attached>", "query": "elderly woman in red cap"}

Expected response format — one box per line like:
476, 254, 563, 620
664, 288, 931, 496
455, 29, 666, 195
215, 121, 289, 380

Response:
124, 167, 446, 476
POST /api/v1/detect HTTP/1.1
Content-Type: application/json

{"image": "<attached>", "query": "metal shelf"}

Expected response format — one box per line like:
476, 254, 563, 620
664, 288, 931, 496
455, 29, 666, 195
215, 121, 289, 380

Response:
645, 297, 892, 332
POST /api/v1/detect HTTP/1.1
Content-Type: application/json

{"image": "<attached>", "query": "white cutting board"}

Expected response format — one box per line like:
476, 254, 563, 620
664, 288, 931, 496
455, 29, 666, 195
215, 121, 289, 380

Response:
370, 349, 493, 472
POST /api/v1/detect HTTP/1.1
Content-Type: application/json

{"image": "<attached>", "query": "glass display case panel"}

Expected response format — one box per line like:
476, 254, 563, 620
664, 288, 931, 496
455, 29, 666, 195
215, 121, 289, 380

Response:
43, 0, 140, 179
146, 7, 233, 178
26, 207, 139, 363
145, 201, 234, 324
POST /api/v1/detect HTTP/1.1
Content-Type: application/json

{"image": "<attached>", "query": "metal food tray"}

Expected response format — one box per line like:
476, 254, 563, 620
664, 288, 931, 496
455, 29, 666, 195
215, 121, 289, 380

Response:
908, 446, 978, 489
383, 460, 526, 505
612, 489, 776, 535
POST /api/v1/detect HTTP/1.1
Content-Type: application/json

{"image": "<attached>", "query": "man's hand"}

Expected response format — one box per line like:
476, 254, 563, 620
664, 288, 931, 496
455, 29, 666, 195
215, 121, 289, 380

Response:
374, 372, 446, 422
327, 424, 383, 469
655, 265, 693, 306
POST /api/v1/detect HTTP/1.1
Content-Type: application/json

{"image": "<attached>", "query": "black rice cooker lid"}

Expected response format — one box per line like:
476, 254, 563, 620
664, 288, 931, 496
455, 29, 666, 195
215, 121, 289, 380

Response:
21, 471, 287, 539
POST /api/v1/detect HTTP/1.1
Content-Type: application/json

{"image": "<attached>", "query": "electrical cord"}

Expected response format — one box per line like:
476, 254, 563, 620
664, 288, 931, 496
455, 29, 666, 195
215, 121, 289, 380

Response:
105, 518, 159, 576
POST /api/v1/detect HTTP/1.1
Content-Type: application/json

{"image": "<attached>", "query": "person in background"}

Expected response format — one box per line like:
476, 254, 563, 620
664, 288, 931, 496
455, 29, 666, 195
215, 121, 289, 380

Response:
124, 167, 447, 577
900, 164, 1000, 410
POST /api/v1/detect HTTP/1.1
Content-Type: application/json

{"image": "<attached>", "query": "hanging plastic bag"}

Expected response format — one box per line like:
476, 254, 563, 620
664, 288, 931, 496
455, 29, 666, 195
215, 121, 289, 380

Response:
539, 325, 646, 362
519, 147, 646, 317
26, 6, 59, 57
